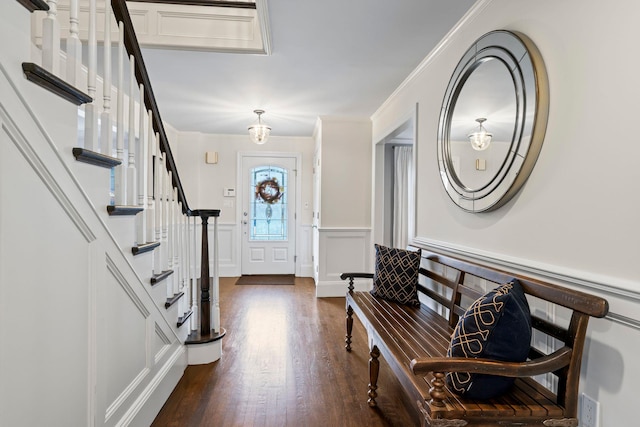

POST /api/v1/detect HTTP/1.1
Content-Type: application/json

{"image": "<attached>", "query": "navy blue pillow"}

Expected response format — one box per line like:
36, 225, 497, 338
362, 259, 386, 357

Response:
446, 279, 532, 399
370, 244, 421, 307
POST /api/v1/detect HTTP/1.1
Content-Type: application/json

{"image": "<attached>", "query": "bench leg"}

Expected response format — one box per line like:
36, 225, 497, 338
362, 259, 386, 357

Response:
367, 345, 380, 407
345, 305, 353, 352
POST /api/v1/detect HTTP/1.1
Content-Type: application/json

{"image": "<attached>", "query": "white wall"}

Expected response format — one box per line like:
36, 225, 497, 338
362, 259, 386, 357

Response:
171, 132, 315, 276
371, 0, 640, 425
317, 117, 372, 228
314, 117, 373, 296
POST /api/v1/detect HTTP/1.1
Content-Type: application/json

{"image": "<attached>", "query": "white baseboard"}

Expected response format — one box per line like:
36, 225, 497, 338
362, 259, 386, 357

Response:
119, 345, 187, 427
187, 340, 223, 365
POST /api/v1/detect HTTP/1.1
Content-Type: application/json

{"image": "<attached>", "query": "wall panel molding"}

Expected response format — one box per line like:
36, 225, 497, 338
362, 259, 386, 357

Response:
413, 237, 640, 326
154, 322, 171, 364
115, 346, 186, 426
316, 228, 371, 297
0, 115, 95, 242
107, 254, 151, 318
105, 367, 150, 422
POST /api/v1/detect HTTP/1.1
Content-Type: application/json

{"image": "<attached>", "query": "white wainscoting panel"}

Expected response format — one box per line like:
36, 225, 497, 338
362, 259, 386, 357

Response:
298, 224, 314, 277
102, 256, 150, 421
217, 223, 239, 277
316, 228, 372, 297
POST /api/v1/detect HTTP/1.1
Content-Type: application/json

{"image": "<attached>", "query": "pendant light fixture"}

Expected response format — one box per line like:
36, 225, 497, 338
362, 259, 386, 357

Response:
248, 109, 271, 145
468, 118, 492, 151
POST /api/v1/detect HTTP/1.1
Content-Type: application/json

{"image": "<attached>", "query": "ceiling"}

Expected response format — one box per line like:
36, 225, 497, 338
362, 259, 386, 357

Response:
139, 0, 477, 138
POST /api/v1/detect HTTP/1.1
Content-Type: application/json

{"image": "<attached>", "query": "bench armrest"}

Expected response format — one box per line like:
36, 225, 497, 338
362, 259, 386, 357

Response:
410, 346, 572, 378
340, 273, 374, 280
340, 273, 374, 292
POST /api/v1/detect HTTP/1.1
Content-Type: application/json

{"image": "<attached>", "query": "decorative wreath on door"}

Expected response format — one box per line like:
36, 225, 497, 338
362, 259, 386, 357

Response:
255, 178, 284, 204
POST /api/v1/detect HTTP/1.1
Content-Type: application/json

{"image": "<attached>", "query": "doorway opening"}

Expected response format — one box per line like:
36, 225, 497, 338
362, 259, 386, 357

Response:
374, 112, 416, 249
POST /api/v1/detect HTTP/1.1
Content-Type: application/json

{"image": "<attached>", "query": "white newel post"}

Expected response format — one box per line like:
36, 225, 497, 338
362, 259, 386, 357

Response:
66, 0, 82, 86
100, 4, 113, 158
42, 0, 60, 75
114, 22, 126, 205
126, 57, 136, 205
84, 0, 99, 151
191, 215, 199, 331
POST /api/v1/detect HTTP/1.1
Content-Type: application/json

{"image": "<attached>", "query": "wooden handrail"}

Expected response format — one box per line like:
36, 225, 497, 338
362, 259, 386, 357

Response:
111, 0, 190, 214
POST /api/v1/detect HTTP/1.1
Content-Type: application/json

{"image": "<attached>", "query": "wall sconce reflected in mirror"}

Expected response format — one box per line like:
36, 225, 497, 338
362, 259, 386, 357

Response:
468, 118, 492, 151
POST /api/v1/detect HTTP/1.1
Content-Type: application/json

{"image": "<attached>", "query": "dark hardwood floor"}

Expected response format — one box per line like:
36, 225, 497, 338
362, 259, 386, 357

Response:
152, 277, 418, 427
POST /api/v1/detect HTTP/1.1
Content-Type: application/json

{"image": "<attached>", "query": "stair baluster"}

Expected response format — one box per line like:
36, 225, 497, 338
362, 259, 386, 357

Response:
191, 215, 199, 331
153, 149, 163, 275
66, 0, 82, 86
173, 189, 180, 297
163, 172, 178, 296
100, 4, 113, 157
114, 21, 126, 204
42, 0, 60, 75
84, 0, 98, 151
126, 57, 136, 205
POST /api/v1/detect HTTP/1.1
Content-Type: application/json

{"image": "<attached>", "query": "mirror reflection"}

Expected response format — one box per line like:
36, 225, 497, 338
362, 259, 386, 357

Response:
449, 57, 517, 192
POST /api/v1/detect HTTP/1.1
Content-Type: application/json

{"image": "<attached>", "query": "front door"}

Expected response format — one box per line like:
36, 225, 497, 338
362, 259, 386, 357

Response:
241, 155, 296, 275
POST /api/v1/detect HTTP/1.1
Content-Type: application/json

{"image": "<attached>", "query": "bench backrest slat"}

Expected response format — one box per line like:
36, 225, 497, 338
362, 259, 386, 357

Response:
410, 245, 609, 414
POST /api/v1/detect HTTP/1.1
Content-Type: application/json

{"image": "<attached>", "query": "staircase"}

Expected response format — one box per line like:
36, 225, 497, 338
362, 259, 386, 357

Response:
0, 1, 224, 425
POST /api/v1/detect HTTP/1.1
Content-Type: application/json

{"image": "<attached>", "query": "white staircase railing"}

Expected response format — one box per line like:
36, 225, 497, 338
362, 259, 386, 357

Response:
26, 0, 223, 350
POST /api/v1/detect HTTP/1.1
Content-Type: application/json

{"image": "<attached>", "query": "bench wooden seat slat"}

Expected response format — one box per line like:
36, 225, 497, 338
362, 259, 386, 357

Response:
342, 246, 608, 426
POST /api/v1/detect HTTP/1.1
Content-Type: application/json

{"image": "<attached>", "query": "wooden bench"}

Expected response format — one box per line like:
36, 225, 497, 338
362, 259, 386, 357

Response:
341, 247, 609, 427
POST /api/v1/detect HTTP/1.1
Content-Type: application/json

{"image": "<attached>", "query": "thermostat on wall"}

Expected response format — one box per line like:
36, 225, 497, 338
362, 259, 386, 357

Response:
205, 151, 218, 164
224, 188, 235, 197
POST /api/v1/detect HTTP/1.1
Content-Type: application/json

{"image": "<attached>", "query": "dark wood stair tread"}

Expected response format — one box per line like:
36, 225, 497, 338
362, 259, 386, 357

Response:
177, 310, 193, 328
17, 0, 49, 12
22, 62, 92, 105
185, 328, 226, 345
151, 270, 174, 285
73, 147, 121, 168
165, 292, 184, 309
131, 241, 160, 256
107, 205, 143, 216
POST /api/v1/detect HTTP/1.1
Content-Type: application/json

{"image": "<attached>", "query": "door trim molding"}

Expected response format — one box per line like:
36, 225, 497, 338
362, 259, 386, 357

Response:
237, 151, 303, 276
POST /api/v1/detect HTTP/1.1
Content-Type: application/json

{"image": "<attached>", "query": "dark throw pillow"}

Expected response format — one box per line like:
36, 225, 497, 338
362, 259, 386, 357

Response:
370, 244, 421, 307
446, 279, 532, 400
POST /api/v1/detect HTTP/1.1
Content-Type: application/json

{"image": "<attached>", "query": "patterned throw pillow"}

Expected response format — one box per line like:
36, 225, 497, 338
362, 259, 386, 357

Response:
446, 279, 532, 400
370, 244, 421, 307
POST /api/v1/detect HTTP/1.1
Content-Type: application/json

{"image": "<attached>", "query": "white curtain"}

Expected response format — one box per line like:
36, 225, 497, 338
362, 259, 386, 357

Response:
393, 146, 414, 249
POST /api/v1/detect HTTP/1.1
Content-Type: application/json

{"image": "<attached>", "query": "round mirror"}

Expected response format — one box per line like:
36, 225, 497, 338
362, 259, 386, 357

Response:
437, 30, 549, 212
